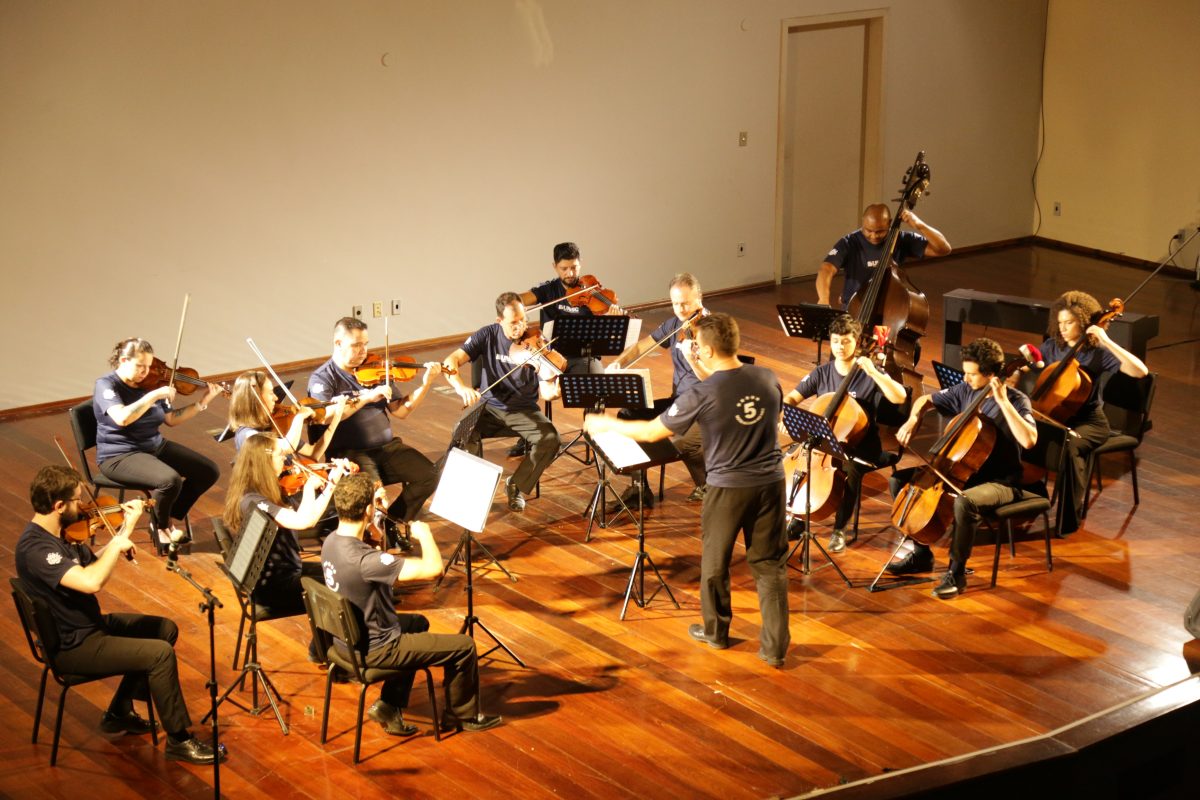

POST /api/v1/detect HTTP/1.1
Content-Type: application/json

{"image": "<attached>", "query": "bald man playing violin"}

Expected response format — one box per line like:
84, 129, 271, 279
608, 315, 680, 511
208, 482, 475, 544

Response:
442, 292, 562, 514
308, 316, 442, 548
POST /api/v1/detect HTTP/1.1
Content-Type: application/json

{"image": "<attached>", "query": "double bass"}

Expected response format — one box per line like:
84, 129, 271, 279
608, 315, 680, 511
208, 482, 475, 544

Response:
847, 151, 932, 398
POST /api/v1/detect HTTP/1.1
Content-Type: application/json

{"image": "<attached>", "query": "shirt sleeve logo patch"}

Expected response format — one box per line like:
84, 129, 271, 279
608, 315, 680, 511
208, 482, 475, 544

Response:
311, 382, 325, 393
379, 553, 396, 566
103, 389, 116, 400
735, 395, 765, 426
46, 552, 63, 566
667, 403, 679, 417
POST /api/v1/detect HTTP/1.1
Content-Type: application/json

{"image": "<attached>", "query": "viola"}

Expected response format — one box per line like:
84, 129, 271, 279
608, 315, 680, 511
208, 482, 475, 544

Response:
566, 275, 620, 315
847, 151, 932, 395
137, 356, 230, 396
270, 397, 336, 430
1030, 298, 1125, 424
890, 352, 1033, 544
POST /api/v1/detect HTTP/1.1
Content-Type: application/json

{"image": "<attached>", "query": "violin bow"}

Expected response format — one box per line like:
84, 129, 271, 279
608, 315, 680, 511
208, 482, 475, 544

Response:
52, 435, 138, 563
477, 333, 561, 399
246, 337, 303, 407
384, 316, 392, 398
623, 308, 703, 371
523, 284, 598, 315
164, 293, 190, 408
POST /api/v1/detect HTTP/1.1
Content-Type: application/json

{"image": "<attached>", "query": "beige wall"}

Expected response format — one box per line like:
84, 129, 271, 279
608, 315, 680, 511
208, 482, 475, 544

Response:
1037, 0, 1200, 265
0, 0, 1046, 410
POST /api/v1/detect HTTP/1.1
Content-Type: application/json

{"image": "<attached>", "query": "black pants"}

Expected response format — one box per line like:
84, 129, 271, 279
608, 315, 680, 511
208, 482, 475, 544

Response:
699, 481, 790, 660
56, 613, 191, 734
1058, 406, 1110, 535
468, 405, 560, 495
367, 615, 481, 720
890, 468, 1021, 573
99, 440, 220, 531
341, 438, 437, 523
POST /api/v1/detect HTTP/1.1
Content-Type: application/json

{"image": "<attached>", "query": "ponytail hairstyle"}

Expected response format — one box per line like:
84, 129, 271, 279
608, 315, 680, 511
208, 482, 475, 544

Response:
108, 338, 154, 369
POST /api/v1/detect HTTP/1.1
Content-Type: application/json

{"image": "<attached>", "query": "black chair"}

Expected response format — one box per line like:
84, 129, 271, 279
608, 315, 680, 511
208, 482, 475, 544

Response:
301, 577, 440, 764
1082, 372, 1156, 518
67, 400, 185, 555
982, 420, 1068, 588
10, 577, 157, 766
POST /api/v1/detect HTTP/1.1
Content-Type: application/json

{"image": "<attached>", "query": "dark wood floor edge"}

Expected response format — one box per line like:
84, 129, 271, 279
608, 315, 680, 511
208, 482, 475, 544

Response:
1030, 236, 1194, 278
790, 673, 1200, 799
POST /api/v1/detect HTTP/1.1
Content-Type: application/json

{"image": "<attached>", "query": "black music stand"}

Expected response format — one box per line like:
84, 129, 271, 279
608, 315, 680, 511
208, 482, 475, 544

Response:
559, 373, 655, 536
205, 508, 290, 733
429, 447, 524, 667
777, 304, 844, 364
551, 315, 632, 463
434, 400, 516, 584
781, 406, 852, 585
586, 430, 682, 619
932, 360, 964, 391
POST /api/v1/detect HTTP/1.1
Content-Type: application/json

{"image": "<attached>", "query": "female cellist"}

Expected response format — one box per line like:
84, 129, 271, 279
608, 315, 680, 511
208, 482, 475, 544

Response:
1038, 290, 1148, 534
886, 338, 1037, 599
226, 369, 346, 458
223, 433, 352, 654
93, 338, 222, 545
781, 314, 905, 552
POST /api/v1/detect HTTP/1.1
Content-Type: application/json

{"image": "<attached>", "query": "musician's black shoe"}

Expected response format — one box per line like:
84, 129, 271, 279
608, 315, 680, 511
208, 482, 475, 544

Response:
688, 623, 728, 650
785, 518, 805, 541
165, 736, 228, 765
757, 648, 785, 668
504, 477, 526, 513
506, 440, 528, 458
100, 709, 159, 736
828, 530, 847, 553
885, 547, 934, 575
932, 570, 967, 599
442, 712, 503, 733
368, 700, 418, 736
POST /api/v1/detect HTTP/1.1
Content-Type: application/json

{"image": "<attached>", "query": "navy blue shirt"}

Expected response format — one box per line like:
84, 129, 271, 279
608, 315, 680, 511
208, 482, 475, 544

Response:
1039, 338, 1120, 420
649, 316, 700, 397
93, 372, 166, 463
659, 365, 784, 488
530, 278, 595, 323
793, 361, 891, 461
321, 533, 406, 650
308, 359, 392, 453
928, 382, 1034, 487
15, 522, 104, 650
824, 229, 928, 307
461, 323, 541, 411
238, 492, 301, 600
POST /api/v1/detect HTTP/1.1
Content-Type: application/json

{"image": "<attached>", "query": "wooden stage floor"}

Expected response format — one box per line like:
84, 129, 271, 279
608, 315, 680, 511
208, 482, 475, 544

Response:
1, 245, 1198, 799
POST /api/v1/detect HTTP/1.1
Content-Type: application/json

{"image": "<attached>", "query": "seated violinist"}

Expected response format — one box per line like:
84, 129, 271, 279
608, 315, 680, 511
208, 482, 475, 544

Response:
886, 338, 1037, 599
307, 317, 442, 547
223, 433, 352, 627
1038, 291, 1148, 535
442, 292, 562, 513
227, 369, 346, 456
93, 338, 222, 546
782, 315, 906, 552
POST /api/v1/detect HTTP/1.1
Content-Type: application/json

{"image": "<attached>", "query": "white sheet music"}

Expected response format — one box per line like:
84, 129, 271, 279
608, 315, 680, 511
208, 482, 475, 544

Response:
623, 317, 643, 351
429, 448, 504, 532
592, 430, 651, 470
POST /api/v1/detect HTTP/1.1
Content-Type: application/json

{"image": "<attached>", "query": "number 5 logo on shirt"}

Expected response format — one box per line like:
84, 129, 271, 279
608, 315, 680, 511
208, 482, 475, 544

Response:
735, 395, 764, 426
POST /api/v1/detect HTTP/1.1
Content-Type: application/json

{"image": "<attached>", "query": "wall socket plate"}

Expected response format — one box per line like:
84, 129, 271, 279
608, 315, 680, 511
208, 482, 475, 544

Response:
352, 305, 363, 320
390, 299, 401, 315
371, 301, 383, 318
737, 242, 746, 257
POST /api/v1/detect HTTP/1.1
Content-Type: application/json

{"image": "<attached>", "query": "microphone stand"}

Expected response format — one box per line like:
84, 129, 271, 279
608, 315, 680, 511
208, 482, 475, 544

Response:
165, 543, 224, 799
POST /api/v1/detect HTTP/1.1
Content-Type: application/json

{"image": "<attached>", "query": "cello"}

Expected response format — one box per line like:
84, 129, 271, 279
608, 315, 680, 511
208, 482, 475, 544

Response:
1030, 297, 1124, 424
890, 352, 1033, 544
847, 151, 933, 397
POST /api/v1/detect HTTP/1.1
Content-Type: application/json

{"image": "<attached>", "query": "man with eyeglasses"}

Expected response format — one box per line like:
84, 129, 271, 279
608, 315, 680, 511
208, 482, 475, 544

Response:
14, 465, 226, 764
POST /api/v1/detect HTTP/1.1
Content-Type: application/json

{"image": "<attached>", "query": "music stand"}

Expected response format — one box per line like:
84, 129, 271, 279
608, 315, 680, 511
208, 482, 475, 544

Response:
551, 315, 632, 463
777, 304, 844, 364
932, 360, 964, 391
429, 447, 524, 667
587, 430, 682, 619
559, 373, 654, 536
205, 508, 290, 733
781, 406, 852, 586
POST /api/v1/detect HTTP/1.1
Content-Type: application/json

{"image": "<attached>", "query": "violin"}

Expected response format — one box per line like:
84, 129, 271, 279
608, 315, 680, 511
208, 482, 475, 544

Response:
63, 495, 153, 563
890, 352, 1033, 544
566, 275, 620, 315
847, 152, 932, 395
676, 308, 709, 342
510, 322, 568, 378
278, 454, 359, 496
354, 353, 423, 386
137, 356, 230, 396
1030, 298, 1125, 423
